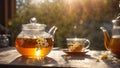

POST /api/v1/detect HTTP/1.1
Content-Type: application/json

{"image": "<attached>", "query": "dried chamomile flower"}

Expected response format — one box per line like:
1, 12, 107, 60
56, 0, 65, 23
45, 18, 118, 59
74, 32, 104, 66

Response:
36, 38, 48, 49
72, 42, 83, 52
100, 53, 108, 60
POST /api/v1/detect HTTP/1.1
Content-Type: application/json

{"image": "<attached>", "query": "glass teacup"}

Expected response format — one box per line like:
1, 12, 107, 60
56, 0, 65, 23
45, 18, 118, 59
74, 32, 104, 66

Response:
66, 38, 90, 52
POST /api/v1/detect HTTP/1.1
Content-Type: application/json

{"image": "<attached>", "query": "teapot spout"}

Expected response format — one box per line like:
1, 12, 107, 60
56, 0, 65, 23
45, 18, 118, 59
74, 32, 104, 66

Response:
48, 26, 58, 36
100, 27, 111, 50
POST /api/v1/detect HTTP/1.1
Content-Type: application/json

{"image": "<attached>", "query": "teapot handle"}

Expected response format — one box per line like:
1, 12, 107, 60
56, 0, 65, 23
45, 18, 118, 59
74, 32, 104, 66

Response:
48, 26, 58, 36
84, 39, 90, 49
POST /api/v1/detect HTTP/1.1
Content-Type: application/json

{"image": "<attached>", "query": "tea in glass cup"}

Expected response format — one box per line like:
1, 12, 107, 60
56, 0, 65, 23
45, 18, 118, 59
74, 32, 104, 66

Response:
66, 38, 90, 52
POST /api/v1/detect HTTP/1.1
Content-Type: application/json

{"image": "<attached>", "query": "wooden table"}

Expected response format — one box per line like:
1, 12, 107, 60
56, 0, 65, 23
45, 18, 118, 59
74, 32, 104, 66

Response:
0, 47, 120, 68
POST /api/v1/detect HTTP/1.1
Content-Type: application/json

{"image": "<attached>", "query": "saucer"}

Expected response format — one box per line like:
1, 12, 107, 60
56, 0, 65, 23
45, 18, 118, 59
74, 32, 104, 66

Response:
63, 49, 88, 56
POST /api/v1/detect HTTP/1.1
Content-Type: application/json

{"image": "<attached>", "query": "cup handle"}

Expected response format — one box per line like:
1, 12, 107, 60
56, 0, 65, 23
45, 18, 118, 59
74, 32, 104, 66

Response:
84, 39, 90, 49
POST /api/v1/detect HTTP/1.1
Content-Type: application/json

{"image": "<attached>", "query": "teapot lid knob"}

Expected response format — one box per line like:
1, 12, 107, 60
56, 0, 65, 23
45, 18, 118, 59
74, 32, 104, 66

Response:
22, 17, 46, 30
30, 17, 37, 23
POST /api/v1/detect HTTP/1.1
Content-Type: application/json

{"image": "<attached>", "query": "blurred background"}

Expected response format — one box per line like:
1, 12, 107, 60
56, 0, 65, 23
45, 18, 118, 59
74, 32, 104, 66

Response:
0, 0, 120, 50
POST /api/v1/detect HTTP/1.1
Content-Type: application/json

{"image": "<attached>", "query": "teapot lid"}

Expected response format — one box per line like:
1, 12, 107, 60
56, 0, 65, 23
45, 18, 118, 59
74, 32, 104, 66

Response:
112, 14, 120, 26
22, 17, 46, 30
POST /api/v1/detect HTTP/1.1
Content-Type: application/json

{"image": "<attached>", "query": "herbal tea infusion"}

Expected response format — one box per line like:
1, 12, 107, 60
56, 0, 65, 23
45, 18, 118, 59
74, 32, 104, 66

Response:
15, 38, 53, 58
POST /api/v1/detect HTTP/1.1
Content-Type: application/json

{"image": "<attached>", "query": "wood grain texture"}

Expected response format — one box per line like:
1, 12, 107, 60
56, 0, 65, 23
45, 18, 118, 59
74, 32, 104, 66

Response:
0, 47, 120, 68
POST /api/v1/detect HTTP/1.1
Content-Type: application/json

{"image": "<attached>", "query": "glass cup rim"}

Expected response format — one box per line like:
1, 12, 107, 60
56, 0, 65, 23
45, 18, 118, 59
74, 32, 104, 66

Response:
66, 38, 87, 41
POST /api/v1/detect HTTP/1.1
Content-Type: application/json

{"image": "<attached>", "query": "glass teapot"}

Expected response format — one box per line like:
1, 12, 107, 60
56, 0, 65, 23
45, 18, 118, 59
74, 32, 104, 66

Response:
100, 14, 120, 58
15, 17, 57, 59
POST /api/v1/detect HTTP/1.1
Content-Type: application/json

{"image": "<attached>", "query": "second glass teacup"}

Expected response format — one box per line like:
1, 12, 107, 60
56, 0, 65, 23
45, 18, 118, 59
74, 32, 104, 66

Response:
66, 38, 90, 52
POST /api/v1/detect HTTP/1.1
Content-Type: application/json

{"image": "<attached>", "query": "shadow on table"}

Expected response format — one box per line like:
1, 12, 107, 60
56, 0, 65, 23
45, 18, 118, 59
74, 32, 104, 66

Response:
10, 56, 58, 67
102, 57, 120, 68
61, 53, 95, 63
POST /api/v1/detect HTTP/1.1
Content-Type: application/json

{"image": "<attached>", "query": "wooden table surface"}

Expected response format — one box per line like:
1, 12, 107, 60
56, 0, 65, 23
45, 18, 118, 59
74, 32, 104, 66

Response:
0, 47, 120, 68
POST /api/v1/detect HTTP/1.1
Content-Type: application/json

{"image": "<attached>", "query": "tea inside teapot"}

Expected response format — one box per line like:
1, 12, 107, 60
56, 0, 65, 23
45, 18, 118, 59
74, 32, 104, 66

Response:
15, 37, 53, 58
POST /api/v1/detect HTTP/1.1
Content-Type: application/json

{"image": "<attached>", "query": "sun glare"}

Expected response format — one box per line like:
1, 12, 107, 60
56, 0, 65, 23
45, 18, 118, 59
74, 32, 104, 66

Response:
36, 49, 40, 57
31, 0, 45, 5
63, 0, 107, 14
31, 0, 54, 5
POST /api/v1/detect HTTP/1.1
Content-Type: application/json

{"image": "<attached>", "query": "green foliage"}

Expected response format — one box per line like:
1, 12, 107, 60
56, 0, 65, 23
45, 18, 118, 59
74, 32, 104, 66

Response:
8, 0, 119, 50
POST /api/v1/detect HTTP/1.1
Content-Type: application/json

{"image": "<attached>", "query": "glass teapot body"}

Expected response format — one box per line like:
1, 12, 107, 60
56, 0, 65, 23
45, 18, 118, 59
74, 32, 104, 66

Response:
15, 17, 54, 58
109, 16, 120, 57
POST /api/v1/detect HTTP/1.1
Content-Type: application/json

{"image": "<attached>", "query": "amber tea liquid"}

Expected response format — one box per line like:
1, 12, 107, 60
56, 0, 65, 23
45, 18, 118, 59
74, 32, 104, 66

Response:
67, 45, 84, 52
15, 38, 53, 58
109, 36, 120, 56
